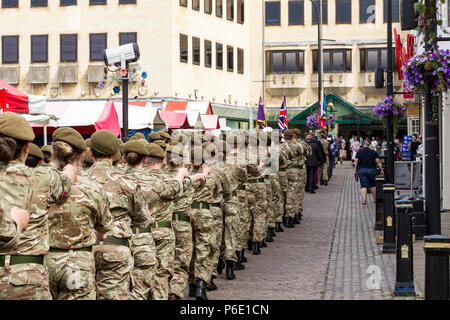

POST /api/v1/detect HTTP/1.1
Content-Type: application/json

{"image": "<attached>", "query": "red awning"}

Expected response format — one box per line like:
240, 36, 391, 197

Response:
159, 110, 190, 129
0, 79, 38, 114
163, 101, 213, 115
200, 114, 220, 130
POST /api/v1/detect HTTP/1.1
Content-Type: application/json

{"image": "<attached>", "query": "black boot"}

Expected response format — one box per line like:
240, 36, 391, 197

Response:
195, 278, 208, 300
275, 222, 284, 232
217, 258, 225, 275
293, 214, 301, 224
189, 283, 196, 297
298, 212, 303, 220
284, 217, 295, 228
324, 180, 328, 186
225, 260, 236, 280
320, 180, 324, 185
234, 251, 245, 270
270, 227, 276, 237
260, 240, 267, 248
240, 249, 247, 263
265, 230, 273, 242
247, 240, 253, 251
252, 242, 261, 255
207, 276, 218, 291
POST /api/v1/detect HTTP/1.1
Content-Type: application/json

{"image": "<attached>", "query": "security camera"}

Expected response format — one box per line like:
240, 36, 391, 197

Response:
103, 43, 140, 70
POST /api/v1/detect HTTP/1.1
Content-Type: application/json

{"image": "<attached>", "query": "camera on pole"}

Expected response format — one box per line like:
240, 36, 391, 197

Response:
103, 43, 140, 141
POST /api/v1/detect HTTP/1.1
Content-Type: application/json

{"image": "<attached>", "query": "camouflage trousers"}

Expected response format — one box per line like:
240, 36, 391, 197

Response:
0, 262, 52, 300
320, 158, 329, 182
222, 195, 240, 262
264, 178, 273, 234
169, 218, 193, 299
129, 232, 158, 300
286, 168, 299, 218
210, 206, 224, 278
298, 167, 307, 214
278, 171, 288, 221
151, 228, 175, 300
246, 181, 268, 243
189, 207, 215, 284
93, 244, 133, 300
236, 188, 251, 251
269, 174, 282, 227
45, 251, 96, 300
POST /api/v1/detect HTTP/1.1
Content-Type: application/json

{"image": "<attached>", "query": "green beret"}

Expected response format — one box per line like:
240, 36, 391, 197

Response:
129, 135, 139, 141
146, 143, 165, 159
91, 129, 120, 156
53, 127, 87, 151
166, 145, 184, 157
123, 140, 150, 157
133, 132, 146, 140
154, 140, 167, 150
293, 129, 302, 137
41, 145, 52, 153
284, 129, 294, 139
85, 138, 91, 148
149, 132, 161, 142
159, 131, 171, 140
28, 143, 43, 159
0, 111, 35, 141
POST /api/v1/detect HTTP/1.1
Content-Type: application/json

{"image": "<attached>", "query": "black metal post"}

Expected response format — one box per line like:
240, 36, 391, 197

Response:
375, 175, 385, 230
386, 0, 394, 184
382, 184, 396, 254
122, 69, 129, 142
394, 202, 415, 296
423, 235, 450, 300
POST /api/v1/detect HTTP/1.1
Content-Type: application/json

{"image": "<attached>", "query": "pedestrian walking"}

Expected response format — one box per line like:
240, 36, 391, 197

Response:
305, 135, 321, 194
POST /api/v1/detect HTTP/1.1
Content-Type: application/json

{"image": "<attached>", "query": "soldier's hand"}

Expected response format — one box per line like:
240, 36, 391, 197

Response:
10, 207, 30, 231
94, 230, 107, 241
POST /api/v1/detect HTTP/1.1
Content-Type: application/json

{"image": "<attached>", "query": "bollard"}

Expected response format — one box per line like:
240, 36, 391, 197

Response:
394, 202, 415, 296
382, 184, 396, 254
423, 235, 450, 300
375, 175, 385, 230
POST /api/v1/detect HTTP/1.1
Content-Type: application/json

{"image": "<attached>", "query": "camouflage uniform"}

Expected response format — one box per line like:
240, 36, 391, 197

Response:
88, 161, 150, 300
320, 138, 330, 182
0, 161, 70, 300
45, 174, 112, 300
298, 140, 311, 215
0, 201, 21, 251
278, 143, 292, 221
146, 168, 182, 300
285, 140, 303, 218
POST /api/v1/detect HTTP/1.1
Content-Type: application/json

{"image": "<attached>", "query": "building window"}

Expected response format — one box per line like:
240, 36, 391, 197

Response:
60, 0, 77, 5
216, 43, 223, 69
313, 49, 352, 72
266, 50, 304, 74
119, 32, 137, 46
383, 0, 399, 22
2, 36, 19, 64
237, 48, 244, 74
266, 1, 281, 25
31, 35, 48, 63
60, 34, 77, 62
227, 46, 234, 72
205, 0, 212, 13
360, 48, 395, 71
119, 0, 136, 4
89, 33, 107, 61
237, 0, 244, 23
216, 0, 223, 17
180, 34, 188, 63
90, 0, 106, 5
289, 0, 304, 25
336, 0, 352, 24
409, 118, 420, 136
312, 0, 327, 24
227, 0, 234, 21
31, 0, 47, 7
192, 0, 199, 10
2, 0, 18, 8
360, 0, 375, 23
193, 37, 200, 65
179, 0, 187, 6
205, 40, 212, 67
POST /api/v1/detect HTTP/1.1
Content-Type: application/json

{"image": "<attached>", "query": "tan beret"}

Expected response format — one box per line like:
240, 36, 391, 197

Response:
293, 129, 302, 137
166, 145, 184, 157
202, 141, 211, 150
148, 132, 161, 142
169, 141, 181, 146
284, 129, 294, 139
154, 140, 167, 150
112, 151, 121, 162
53, 127, 87, 151
28, 143, 43, 159
90, 130, 120, 156
123, 140, 149, 157
82, 149, 94, 165
129, 135, 139, 141
0, 111, 35, 141
146, 143, 165, 159
159, 131, 171, 139
190, 146, 205, 163
85, 138, 91, 148
133, 132, 146, 140
41, 145, 52, 153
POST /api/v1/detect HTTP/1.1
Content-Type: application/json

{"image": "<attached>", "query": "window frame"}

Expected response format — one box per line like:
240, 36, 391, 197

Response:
192, 0, 199, 11
2, 0, 19, 8
192, 36, 201, 65
237, 48, 244, 74
1, 35, 19, 64
265, 1, 281, 26
266, 50, 305, 74
180, 33, 188, 63
313, 49, 352, 73
216, 0, 223, 17
360, 47, 394, 72
359, 0, 375, 23
89, 33, 107, 62
237, 0, 244, 24
119, 32, 137, 46
204, 39, 212, 68
288, 0, 304, 26
216, 42, 223, 70
312, 0, 328, 24
204, 0, 212, 14
335, 0, 352, 24
31, 0, 47, 7
31, 34, 48, 63
179, 0, 187, 7
227, 45, 234, 72
60, 0, 77, 5
60, 34, 78, 63
383, 0, 400, 22
227, 0, 234, 21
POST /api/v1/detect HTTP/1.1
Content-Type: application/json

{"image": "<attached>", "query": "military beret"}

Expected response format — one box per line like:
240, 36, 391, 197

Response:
154, 140, 167, 150
202, 141, 211, 150
148, 132, 162, 142
0, 111, 35, 141
190, 135, 202, 146
166, 145, 184, 157
112, 151, 122, 162
85, 138, 91, 148
284, 129, 294, 139
293, 129, 302, 137
190, 146, 205, 163
90, 129, 120, 156
146, 143, 165, 159
53, 127, 87, 151
41, 145, 52, 153
129, 135, 139, 141
169, 141, 181, 146
82, 149, 94, 165
159, 131, 171, 140
28, 143, 44, 159
123, 140, 150, 157
133, 132, 146, 140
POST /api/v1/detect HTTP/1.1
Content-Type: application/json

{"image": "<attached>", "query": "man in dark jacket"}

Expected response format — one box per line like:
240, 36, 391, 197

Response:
311, 134, 325, 190
305, 135, 322, 193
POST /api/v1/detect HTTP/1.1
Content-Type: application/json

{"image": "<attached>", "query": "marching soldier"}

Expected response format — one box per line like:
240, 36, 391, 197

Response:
293, 129, 311, 221
319, 133, 330, 186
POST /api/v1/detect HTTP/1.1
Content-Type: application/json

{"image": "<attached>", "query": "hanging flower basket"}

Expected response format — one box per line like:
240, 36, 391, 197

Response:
306, 115, 320, 130
327, 115, 336, 128
373, 96, 407, 132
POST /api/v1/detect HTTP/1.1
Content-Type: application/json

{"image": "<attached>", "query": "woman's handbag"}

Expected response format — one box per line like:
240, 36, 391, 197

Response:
354, 170, 359, 182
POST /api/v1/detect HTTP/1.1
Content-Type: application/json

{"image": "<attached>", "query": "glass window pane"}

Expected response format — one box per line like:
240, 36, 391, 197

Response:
31, 35, 48, 63
192, 0, 199, 10
360, 0, 375, 23
180, 34, 188, 62
312, 0, 328, 24
238, 48, 244, 74
271, 52, 283, 73
322, 51, 331, 72
237, 0, 244, 23
193, 37, 200, 65
90, 33, 106, 61
227, 0, 234, 20
205, 0, 212, 13
336, 0, 352, 24
384, 0, 399, 22
60, 34, 77, 62
367, 49, 378, 71
227, 46, 234, 71
265, 1, 281, 25
205, 40, 212, 67
2, 36, 19, 64
119, 32, 137, 46
216, 0, 223, 17
298, 51, 304, 72
285, 51, 299, 72
380, 48, 387, 70
289, 0, 304, 25
216, 43, 223, 69
332, 51, 345, 71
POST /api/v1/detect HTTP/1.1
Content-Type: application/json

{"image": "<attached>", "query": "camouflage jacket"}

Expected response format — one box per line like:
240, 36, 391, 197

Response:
286, 140, 306, 169
48, 174, 112, 249
0, 201, 20, 251
190, 165, 225, 204
165, 168, 199, 215
207, 163, 232, 203
320, 139, 330, 155
222, 155, 247, 192
87, 161, 150, 239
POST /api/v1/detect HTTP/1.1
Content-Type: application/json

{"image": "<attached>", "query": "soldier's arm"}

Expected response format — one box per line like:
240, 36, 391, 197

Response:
93, 188, 113, 235
217, 170, 232, 201
159, 178, 183, 200
0, 205, 28, 251
47, 168, 72, 206
129, 185, 152, 228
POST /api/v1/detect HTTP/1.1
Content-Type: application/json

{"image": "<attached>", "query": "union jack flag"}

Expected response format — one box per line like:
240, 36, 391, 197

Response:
278, 96, 288, 133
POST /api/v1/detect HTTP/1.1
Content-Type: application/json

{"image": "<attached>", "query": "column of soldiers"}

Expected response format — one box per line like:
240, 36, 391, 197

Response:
0, 110, 321, 301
